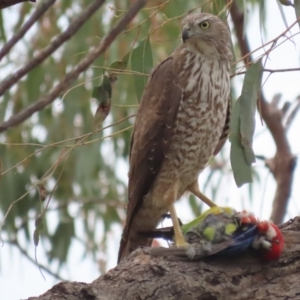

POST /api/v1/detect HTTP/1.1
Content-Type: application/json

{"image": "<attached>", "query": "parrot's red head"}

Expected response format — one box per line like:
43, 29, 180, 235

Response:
256, 221, 284, 261
236, 210, 258, 225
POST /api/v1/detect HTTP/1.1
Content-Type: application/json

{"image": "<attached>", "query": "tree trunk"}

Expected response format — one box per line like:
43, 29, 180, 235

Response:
28, 217, 300, 300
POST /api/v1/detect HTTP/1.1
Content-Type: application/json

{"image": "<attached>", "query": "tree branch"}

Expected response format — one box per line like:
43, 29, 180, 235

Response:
229, 0, 297, 224
5, 239, 65, 281
0, 0, 105, 97
0, 0, 55, 61
0, 0, 35, 9
26, 217, 300, 300
0, 0, 148, 133
284, 96, 300, 131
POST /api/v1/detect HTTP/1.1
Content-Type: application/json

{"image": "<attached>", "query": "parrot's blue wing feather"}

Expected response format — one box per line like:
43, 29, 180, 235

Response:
215, 225, 258, 256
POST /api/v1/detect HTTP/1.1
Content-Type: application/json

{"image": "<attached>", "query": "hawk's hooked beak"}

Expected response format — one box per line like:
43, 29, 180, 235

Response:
182, 28, 190, 42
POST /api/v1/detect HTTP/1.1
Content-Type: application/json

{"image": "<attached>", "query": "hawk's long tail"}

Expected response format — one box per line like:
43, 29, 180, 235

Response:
118, 231, 153, 263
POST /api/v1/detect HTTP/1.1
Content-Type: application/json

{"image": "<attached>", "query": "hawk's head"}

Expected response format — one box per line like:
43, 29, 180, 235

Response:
181, 13, 231, 59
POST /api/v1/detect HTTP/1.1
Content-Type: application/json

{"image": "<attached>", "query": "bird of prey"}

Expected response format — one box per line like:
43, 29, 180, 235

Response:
118, 12, 232, 263
141, 207, 284, 261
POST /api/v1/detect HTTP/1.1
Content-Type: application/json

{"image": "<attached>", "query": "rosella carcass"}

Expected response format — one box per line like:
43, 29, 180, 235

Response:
139, 207, 284, 260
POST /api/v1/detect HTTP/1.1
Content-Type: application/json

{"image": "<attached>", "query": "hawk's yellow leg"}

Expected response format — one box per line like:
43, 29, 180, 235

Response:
164, 182, 188, 247
168, 204, 188, 247
187, 181, 217, 208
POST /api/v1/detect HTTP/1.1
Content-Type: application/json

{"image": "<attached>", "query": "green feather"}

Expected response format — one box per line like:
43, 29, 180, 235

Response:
181, 206, 237, 234
225, 223, 238, 235
203, 227, 216, 241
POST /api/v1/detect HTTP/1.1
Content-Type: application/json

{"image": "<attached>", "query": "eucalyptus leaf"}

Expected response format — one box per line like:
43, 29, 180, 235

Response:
131, 37, 153, 101
276, 0, 291, 29
259, 0, 266, 34
92, 75, 112, 131
294, 0, 300, 30
239, 60, 263, 165
230, 60, 263, 187
0, 11, 6, 43
230, 98, 253, 187
110, 51, 130, 71
48, 219, 75, 263
92, 75, 112, 102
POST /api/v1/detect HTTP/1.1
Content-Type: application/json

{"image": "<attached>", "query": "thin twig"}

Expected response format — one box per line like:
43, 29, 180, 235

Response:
11, 197, 125, 233
232, 67, 300, 77
0, 0, 55, 61
263, 68, 300, 73
4, 239, 65, 281
0, 0, 147, 133
0, 0, 105, 97
0, 114, 136, 176
0, 0, 35, 9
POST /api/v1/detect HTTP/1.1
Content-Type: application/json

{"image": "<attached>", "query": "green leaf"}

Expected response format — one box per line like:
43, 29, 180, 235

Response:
0, 11, 6, 43
108, 51, 131, 83
276, 0, 291, 30
92, 75, 112, 131
110, 51, 130, 71
33, 214, 44, 246
230, 98, 252, 187
26, 66, 44, 106
92, 75, 112, 101
294, 0, 300, 30
48, 217, 75, 264
240, 60, 262, 164
259, 0, 267, 34
211, 0, 227, 19
230, 60, 263, 187
131, 37, 153, 101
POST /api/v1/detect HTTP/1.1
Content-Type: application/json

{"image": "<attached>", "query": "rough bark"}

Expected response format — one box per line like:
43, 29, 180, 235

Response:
28, 217, 300, 300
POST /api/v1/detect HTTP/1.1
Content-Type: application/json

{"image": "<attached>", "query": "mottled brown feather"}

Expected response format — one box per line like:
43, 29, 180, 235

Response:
118, 57, 183, 262
213, 98, 231, 156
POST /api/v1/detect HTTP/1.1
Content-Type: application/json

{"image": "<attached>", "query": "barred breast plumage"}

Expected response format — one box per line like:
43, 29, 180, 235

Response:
151, 47, 231, 206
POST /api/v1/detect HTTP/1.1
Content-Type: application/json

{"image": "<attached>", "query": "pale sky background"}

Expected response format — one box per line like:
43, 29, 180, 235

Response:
1, 2, 300, 299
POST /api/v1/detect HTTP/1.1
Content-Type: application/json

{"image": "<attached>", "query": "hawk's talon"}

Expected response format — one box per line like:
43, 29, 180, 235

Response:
174, 231, 188, 247
175, 241, 189, 248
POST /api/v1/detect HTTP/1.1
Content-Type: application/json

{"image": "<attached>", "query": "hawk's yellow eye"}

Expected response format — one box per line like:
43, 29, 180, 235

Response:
199, 21, 210, 29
